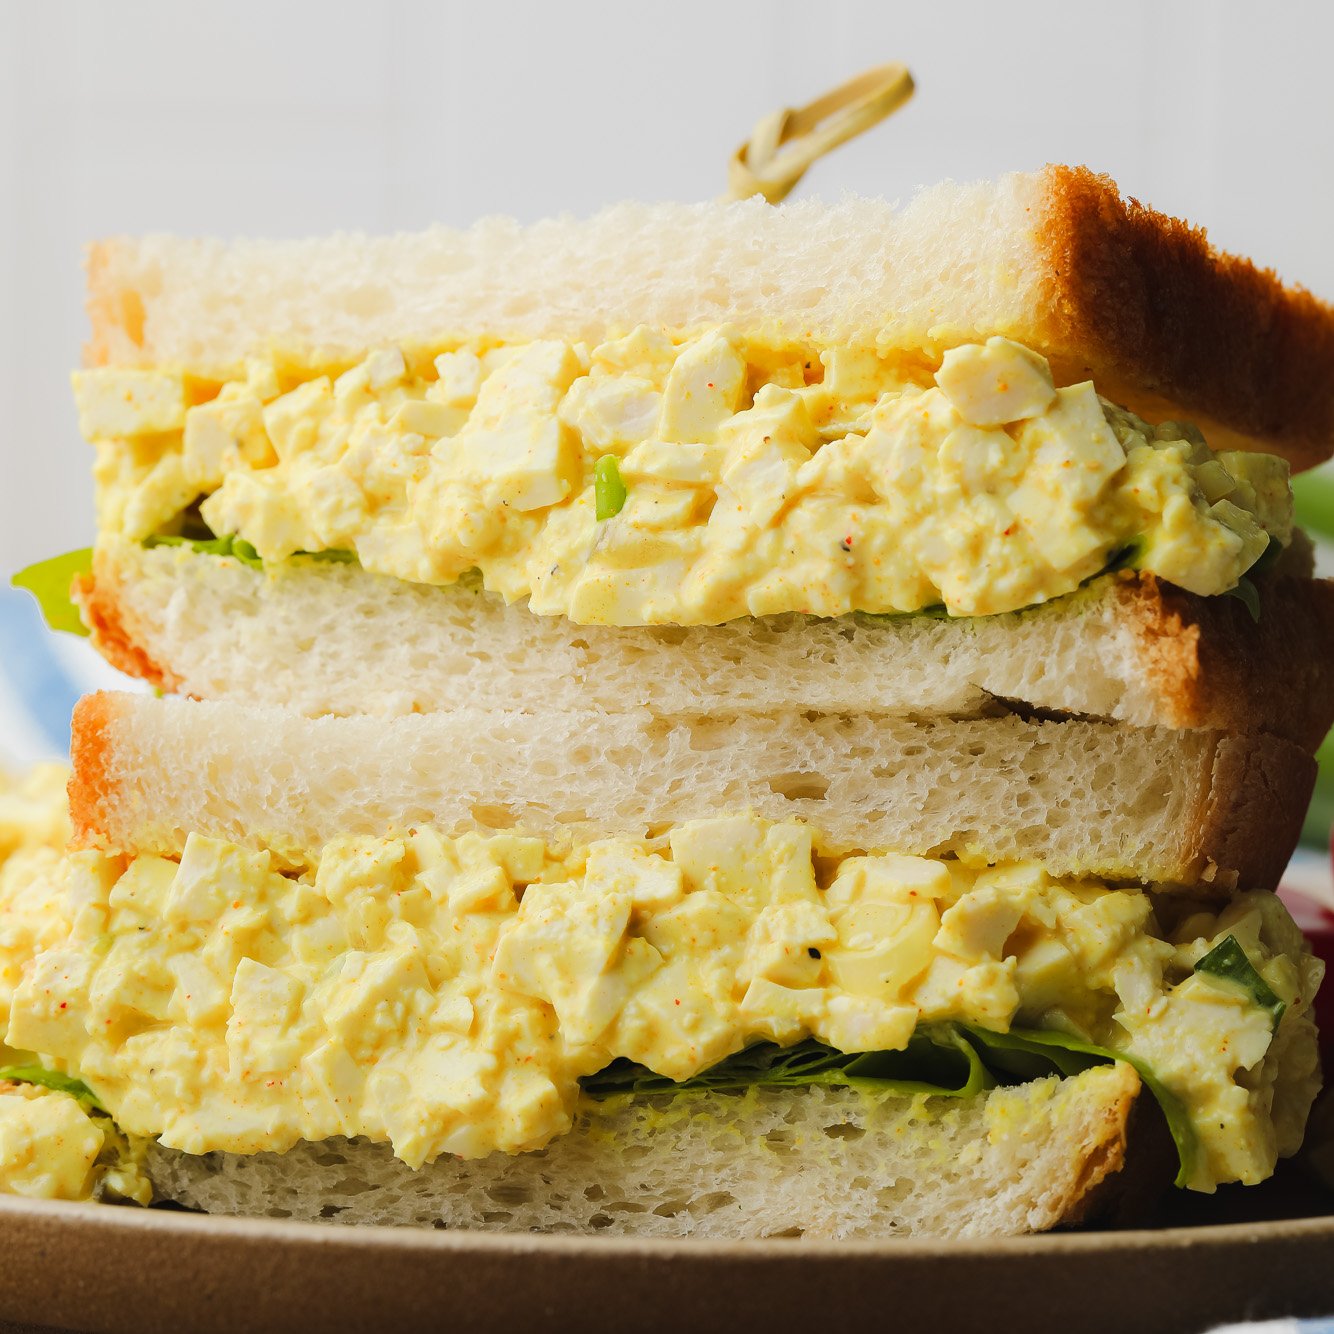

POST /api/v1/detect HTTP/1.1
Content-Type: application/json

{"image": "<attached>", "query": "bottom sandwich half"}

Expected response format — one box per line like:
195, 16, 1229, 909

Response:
0, 758, 1322, 1240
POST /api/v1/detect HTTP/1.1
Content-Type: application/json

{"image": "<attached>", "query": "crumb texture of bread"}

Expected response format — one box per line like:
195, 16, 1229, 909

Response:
85, 177, 1048, 372
84, 542, 1334, 752
68, 692, 1310, 890
84, 166, 1334, 466
145, 1066, 1139, 1239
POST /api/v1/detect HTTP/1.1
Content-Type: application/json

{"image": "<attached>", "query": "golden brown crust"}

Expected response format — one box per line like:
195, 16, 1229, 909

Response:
1114, 571, 1334, 752
1037, 164, 1334, 471
1053, 1064, 1142, 1228
72, 555, 178, 696
1187, 731, 1316, 892
66, 692, 117, 851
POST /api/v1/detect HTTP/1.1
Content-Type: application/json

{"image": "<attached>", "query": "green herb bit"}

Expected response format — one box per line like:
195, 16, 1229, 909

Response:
0, 1065, 105, 1114
145, 532, 263, 569
1105, 536, 1146, 573
1193, 934, 1286, 1028
302, 548, 357, 564
144, 533, 359, 570
594, 456, 627, 520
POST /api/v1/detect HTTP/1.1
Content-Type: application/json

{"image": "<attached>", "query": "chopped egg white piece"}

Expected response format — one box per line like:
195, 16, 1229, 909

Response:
0, 816, 1318, 1190
0, 1083, 102, 1200
79, 330, 1290, 625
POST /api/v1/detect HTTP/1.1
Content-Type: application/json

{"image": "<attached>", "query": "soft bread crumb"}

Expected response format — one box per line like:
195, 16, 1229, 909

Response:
84, 166, 1334, 467
84, 541, 1334, 753
146, 1067, 1140, 1239
67, 691, 1311, 891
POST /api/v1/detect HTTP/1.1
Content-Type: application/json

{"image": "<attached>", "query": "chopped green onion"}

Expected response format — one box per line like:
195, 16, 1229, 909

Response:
594, 456, 627, 520
1105, 536, 1146, 572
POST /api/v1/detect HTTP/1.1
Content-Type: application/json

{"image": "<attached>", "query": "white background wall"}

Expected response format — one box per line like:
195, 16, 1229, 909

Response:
2, 0, 1334, 576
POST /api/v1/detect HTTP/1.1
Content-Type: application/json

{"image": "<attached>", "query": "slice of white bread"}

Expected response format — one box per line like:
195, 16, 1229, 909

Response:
68, 692, 1313, 891
84, 165, 1334, 468
77, 540, 1334, 752
145, 1065, 1144, 1239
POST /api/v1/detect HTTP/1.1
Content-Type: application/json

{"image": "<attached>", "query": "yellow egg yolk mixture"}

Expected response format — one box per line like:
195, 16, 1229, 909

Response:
1, 816, 1319, 1193
74, 332, 1291, 625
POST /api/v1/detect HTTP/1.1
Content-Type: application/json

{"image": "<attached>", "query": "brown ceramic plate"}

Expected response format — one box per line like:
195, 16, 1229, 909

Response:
0, 1168, 1331, 1334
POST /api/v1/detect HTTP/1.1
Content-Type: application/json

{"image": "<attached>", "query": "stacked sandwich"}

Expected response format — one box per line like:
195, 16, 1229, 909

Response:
8, 164, 1334, 1238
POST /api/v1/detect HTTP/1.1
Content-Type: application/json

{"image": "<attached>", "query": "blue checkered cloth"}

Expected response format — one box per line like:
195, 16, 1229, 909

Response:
0, 584, 134, 766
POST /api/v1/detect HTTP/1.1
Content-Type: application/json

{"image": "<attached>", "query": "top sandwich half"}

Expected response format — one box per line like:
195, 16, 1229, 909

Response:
68, 164, 1334, 735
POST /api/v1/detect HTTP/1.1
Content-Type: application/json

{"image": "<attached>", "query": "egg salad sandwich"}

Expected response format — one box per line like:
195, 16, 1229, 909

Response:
0, 694, 1317, 1240
26, 162, 1334, 744
1, 162, 1331, 1240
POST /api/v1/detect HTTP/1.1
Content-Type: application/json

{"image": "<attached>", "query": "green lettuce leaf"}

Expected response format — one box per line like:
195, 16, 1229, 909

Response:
582, 1026, 991, 1100
958, 1025, 1197, 1189
146, 532, 263, 568
855, 603, 953, 624
302, 548, 358, 563
9, 549, 92, 636
0, 1065, 105, 1114
1193, 934, 1286, 1028
1302, 727, 1334, 846
583, 1022, 1198, 1188
144, 534, 357, 568
853, 531, 1271, 628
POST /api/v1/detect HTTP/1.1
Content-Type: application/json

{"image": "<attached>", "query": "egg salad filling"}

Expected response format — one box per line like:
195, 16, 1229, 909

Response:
74, 331, 1291, 625
0, 767, 152, 1204
0, 815, 1318, 1194
0, 1076, 150, 1204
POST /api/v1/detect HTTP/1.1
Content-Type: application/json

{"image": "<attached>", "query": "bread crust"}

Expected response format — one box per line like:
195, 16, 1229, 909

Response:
1114, 571, 1334, 751
1048, 1063, 1142, 1229
1038, 165, 1334, 471
66, 692, 117, 852
72, 558, 177, 696
1186, 731, 1315, 891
